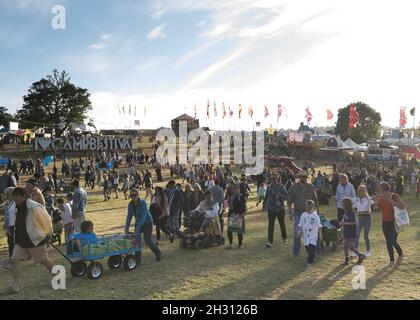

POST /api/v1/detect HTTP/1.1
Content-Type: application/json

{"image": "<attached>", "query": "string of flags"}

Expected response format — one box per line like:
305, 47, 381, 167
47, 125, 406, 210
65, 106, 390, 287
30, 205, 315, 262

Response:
115, 102, 416, 130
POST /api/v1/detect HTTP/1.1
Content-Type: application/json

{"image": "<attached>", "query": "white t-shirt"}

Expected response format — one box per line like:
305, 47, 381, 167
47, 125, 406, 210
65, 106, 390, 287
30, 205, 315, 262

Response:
7, 201, 16, 227
62, 203, 73, 225
353, 196, 375, 214
298, 212, 322, 246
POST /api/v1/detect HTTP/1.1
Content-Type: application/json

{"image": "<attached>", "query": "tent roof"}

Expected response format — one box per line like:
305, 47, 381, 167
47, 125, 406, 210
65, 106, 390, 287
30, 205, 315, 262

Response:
344, 138, 359, 148
172, 113, 196, 121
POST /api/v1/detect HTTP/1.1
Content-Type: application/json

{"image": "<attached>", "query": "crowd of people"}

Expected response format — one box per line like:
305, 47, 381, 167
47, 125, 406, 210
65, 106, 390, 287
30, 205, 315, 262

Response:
0, 148, 417, 295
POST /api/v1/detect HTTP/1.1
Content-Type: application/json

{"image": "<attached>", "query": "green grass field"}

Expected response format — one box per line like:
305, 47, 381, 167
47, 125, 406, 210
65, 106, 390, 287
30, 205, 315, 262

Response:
0, 166, 419, 300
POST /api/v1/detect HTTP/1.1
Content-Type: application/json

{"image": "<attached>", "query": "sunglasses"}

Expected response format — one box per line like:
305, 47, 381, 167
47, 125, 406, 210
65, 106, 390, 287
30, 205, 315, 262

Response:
130, 194, 138, 198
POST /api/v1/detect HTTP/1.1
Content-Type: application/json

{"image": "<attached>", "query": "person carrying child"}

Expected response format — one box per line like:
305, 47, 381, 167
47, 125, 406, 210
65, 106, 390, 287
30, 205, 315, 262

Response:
297, 200, 322, 268
341, 197, 366, 266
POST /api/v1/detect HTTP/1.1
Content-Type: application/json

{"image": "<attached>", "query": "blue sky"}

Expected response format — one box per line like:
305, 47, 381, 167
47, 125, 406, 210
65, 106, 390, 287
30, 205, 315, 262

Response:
1, 0, 420, 130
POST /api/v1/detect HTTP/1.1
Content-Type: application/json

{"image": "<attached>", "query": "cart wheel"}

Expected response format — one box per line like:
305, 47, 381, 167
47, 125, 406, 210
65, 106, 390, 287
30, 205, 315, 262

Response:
108, 255, 122, 270
194, 239, 204, 250
217, 236, 225, 246
179, 239, 186, 249
123, 255, 137, 271
71, 261, 87, 277
87, 262, 103, 280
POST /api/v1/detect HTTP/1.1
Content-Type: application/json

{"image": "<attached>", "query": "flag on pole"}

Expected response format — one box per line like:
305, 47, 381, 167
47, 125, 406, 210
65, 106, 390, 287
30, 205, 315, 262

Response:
410, 107, 416, 116
238, 104, 243, 118
144, 106, 147, 117
327, 109, 334, 121
213, 101, 217, 117
194, 104, 197, 119
400, 107, 407, 127
248, 105, 254, 118
264, 106, 269, 118
122, 105, 126, 114
134, 106, 137, 117
129, 105, 131, 115
222, 103, 227, 119
305, 107, 313, 124
118, 106, 121, 114
277, 105, 283, 121
283, 105, 288, 118
207, 100, 210, 118
229, 106, 234, 118
349, 105, 360, 129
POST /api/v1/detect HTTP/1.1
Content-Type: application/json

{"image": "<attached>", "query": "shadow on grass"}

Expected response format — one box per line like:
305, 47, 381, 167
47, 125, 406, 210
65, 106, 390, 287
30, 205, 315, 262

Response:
339, 264, 397, 300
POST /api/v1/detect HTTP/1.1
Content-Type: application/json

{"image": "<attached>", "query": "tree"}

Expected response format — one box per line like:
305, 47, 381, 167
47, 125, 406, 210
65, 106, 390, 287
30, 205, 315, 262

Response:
335, 102, 382, 144
17, 69, 92, 136
0, 106, 16, 128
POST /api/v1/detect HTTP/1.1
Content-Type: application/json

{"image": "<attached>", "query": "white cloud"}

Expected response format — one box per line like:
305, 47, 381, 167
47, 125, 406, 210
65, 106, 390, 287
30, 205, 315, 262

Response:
89, 33, 112, 50
146, 24, 167, 40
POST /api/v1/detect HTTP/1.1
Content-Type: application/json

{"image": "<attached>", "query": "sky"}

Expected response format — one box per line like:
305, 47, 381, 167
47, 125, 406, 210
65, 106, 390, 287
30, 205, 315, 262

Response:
1, 0, 420, 130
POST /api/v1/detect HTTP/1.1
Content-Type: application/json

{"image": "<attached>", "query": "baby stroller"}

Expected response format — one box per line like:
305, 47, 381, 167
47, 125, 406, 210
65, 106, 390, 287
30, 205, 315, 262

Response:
179, 210, 225, 250
318, 213, 343, 251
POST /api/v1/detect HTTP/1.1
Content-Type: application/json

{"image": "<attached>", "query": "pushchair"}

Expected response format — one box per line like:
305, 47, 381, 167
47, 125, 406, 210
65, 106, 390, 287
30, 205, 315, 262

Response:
318, 213, 343, 251
179, 210, 225, 250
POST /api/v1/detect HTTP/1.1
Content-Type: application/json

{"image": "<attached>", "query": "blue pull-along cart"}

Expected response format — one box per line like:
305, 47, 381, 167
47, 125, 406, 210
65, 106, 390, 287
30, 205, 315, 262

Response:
51, 233, 142, 280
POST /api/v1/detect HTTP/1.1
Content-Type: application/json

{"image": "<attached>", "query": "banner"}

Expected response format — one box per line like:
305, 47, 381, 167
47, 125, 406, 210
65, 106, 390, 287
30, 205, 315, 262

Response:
305, 107, 313, 124
400, 107, 407, 127
327, 109, 334, 121
35, 136, 133, 151
349, 105, 360, 129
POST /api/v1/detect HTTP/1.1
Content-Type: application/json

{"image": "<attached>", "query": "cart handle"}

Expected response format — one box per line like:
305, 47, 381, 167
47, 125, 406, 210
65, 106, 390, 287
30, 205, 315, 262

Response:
50, 243, 74, 264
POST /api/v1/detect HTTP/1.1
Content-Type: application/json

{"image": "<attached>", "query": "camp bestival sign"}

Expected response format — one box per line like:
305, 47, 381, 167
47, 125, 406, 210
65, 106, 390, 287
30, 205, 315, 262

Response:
34, 136, 133, 151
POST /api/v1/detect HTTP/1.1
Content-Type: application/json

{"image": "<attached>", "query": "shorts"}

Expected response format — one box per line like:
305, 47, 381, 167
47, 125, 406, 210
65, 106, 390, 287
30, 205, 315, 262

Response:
12, 244, 50, 263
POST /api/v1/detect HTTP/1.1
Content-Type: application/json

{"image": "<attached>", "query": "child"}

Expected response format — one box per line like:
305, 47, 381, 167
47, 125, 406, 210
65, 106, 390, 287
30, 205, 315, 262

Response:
256, 182, 267, 206
298, 200, 323, 268
71, 220, 98, 247
57, 197, 73, 243
341, 197, 366, 266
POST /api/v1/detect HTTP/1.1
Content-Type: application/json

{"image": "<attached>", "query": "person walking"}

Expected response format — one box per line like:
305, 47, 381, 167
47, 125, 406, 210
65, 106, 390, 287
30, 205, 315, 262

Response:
354, 185, 375, 257
124, 188, 161, 262
376, 182, 405, 265
336, 174, 356, 222
0, 188, 53, 295
287, 171, 319, 257
71, 180, 88, 234
263, 174, 288, 248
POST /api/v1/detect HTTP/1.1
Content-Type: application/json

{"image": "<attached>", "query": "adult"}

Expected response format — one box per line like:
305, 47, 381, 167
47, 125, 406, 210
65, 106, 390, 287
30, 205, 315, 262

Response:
166, 180, 183, 237
150, 187, 174, 244
353, 185, 375, 257
144, 170, 154, 201
71, 180, 88, 234
226, 187, 247, 249
25, 178, 45, 207
263, 174, 289, 248
0, 188, 53, 295
287, 171, 319, 257
336, 174, 356, 222
2, 187, 16, 258
124, 188, 161, 262
376, 182, 404, 265
194, 191, 221, 240
210, 179, 225, 234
